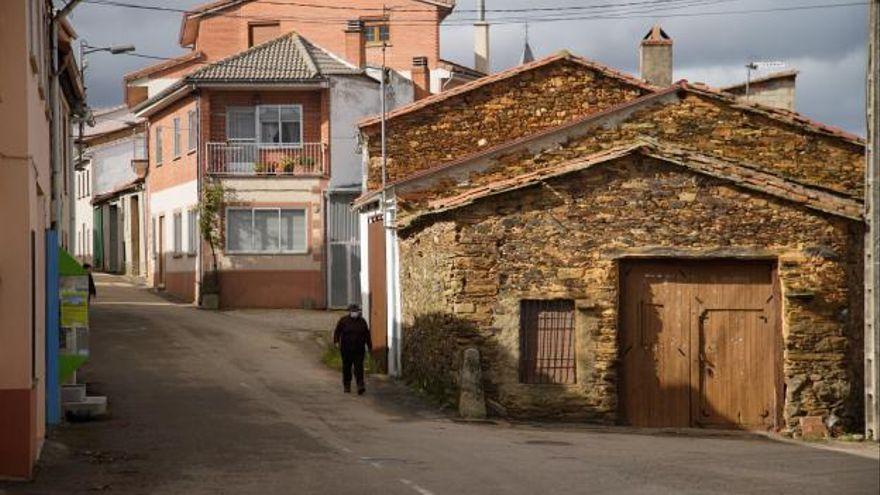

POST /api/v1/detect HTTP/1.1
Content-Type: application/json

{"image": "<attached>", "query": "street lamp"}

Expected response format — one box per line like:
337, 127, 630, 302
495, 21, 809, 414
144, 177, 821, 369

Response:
77, 40, 136, 158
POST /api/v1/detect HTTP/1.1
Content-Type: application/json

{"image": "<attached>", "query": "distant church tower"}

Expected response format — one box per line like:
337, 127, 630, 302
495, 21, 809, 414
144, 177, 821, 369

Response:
520, 22, 535, 65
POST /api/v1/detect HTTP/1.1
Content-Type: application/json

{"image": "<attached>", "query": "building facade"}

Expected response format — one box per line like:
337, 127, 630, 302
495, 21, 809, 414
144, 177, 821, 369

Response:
355, 31, 868, 434
0, 0, 84, 479
124, 0, 474, 307
81, 106, 148, 277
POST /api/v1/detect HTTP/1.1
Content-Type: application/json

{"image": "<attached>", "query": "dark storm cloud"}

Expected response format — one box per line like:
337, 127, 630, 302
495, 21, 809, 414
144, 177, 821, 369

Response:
70, 0, 869, 134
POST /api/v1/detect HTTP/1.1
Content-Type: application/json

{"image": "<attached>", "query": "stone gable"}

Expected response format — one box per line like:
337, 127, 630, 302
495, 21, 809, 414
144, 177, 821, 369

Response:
393, 93, 865, 218
398, 156, 864, 428
363, 58, 651, 189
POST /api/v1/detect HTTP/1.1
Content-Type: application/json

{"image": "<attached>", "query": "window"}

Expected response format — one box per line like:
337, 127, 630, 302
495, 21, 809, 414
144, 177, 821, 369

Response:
519, 300, 576, 385
258, 105, 302, 145
173, 212, 182, 254
364, 22, 390, 45
155, 126, 164, 165
226, 208, 307, 254
187, 109, 198, 152
172, 117, 181, 157
187, 209, 198, 254
226, 105, 302, 145
151, 217, 157, 258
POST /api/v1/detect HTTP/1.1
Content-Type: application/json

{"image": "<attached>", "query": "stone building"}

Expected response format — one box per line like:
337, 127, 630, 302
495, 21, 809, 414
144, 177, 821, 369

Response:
355, 34, 867, 432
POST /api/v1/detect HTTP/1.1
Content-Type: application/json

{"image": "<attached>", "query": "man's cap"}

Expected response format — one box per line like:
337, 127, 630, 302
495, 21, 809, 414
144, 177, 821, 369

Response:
347, 303, 361, 312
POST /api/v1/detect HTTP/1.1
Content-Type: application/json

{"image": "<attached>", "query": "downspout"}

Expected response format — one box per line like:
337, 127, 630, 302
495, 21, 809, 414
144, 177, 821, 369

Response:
195, 91, 203, 305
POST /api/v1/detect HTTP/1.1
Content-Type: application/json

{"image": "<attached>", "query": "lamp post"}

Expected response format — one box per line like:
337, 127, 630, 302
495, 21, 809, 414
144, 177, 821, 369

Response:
77, 41, 135, 158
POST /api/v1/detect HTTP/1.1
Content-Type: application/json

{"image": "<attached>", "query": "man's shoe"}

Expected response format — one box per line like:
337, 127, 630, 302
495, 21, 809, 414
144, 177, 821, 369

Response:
357, 388, 366, 395
344, 386, 351, 394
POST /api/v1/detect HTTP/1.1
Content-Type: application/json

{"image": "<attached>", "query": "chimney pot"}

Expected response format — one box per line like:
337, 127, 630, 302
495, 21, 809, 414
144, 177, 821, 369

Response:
639, 24, 673, 87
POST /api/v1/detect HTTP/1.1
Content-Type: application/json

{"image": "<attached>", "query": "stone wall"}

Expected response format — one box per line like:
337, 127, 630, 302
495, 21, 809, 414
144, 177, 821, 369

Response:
399, 93, 865, 214
398, 156, 864, 428
363, 58, 650, 189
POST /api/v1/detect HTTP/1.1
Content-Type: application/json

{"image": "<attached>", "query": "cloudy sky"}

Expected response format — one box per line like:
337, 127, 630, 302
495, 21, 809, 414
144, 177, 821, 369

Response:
67, 0, 869, 135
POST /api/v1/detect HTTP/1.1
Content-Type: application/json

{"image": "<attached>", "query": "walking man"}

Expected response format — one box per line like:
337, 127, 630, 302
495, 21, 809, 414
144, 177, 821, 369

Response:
333, 304, 372, 395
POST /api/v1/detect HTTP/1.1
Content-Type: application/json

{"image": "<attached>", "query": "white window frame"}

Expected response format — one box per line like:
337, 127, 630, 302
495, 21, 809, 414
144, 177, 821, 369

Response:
155, 126, 164, 165
224, 207, 308, 255
187, 109, 198, 152
173, 211, 183, 255
226, 105, 303, 147
172, 117, 182, 158
187, 209, 198, 255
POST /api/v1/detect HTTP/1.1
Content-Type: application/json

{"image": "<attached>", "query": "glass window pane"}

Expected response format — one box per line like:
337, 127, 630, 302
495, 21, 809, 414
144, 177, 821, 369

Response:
228, 107, 256, 140
259, 106, 279, 122
280, 121, 300, 144
261, 122, 280, 143
254, 210, 280, 252
280, 209, 306, 252
280, 106, 299, 122
227, 210, 253, 252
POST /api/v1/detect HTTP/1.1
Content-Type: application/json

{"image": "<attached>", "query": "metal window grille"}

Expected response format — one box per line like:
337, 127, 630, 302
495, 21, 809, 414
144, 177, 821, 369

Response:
520, 299, 576, 384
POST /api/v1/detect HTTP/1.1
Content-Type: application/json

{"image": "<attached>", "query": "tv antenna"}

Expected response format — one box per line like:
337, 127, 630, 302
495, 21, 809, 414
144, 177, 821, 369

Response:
745, 60, 786, 101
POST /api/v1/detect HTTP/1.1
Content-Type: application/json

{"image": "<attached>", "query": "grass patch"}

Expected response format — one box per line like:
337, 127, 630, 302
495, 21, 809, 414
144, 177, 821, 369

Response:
320, 344, 380, 375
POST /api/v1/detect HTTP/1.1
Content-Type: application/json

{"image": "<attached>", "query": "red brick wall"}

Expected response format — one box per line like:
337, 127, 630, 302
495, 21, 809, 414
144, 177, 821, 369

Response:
147, 96, 199, 194
193, 0, 444, 71
205, 89, 326, 145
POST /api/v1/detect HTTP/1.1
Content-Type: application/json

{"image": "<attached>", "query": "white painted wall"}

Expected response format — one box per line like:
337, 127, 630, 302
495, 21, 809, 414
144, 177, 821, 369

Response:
92, 137, 141, 196
149, 179, 199, 276
73, 162, 94, 264
330, 73, 414, 191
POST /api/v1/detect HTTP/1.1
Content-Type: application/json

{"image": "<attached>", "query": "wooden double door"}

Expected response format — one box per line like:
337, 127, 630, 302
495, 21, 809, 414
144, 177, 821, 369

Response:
619, 260, 781, 429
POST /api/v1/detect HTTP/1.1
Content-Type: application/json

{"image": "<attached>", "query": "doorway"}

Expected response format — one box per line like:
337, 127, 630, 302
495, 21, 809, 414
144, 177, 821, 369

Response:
619, 259, 781, 429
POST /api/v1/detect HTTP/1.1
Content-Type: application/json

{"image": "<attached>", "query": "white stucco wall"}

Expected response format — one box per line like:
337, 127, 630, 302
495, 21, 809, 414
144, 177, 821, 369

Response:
92, 137, 141, 196
149, 179, 199, 276
73, 162, 94, 264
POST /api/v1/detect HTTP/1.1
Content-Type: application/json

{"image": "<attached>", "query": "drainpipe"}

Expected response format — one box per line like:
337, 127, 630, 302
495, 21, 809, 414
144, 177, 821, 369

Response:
195, 92, 203, 305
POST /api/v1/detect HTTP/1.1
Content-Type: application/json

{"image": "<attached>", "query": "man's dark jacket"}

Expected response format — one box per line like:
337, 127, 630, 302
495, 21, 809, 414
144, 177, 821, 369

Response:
334, 316, 372, 354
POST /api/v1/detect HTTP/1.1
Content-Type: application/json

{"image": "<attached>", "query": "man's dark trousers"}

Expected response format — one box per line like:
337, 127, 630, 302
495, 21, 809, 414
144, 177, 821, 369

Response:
342, 350, 366, 391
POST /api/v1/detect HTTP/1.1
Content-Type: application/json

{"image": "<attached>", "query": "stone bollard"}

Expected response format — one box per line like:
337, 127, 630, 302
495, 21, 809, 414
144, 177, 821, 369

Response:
459, 347, 487, 419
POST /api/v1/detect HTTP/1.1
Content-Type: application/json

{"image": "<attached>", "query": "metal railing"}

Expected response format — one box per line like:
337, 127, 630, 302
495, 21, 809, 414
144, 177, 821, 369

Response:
205, 142, 326, 176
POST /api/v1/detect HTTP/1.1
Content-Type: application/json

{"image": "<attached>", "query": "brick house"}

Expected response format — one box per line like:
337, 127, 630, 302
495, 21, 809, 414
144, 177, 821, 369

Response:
354, 44, 867, 431
124, 0, 477, 308
133, 32, 413, 307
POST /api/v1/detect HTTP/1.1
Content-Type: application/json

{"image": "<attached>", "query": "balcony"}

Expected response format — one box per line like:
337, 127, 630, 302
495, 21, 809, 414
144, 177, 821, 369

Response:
205, 142, 327, 177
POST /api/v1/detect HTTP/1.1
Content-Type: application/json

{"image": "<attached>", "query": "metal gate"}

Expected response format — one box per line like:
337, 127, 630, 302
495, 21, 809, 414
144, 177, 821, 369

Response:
327, 192, 361, 309
619, 259, 781, 429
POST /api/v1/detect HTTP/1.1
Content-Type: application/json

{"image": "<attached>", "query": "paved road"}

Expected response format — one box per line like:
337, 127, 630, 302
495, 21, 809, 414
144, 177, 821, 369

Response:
3, 275, 878, 495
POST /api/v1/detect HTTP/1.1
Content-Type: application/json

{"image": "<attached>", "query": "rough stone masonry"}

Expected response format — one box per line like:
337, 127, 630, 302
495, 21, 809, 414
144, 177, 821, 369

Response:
398, 155, 864, 430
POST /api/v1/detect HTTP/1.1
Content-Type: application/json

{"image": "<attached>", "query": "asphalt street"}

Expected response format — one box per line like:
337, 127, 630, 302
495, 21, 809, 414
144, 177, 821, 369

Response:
2, 275, 878, 495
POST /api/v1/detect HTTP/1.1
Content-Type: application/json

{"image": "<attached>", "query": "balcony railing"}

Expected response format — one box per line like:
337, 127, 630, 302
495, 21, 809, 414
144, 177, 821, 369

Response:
206, 142, 327, 177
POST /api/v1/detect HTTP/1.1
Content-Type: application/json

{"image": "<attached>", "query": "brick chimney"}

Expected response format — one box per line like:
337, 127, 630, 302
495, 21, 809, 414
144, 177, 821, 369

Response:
639, 24, 673, 87
345, 20, 366, 69
412, 56, 431, 100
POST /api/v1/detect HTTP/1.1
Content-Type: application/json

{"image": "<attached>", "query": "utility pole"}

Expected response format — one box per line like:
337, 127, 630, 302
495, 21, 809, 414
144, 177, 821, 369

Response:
865, 0, 880, 442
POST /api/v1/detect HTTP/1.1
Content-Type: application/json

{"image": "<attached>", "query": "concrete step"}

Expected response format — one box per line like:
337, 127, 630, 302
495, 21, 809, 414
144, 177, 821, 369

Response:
61, 384, 86, 403
63, 395, 108, 420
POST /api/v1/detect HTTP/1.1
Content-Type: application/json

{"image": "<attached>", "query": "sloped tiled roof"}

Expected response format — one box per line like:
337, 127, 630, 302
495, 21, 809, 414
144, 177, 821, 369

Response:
188, 32, 360, 83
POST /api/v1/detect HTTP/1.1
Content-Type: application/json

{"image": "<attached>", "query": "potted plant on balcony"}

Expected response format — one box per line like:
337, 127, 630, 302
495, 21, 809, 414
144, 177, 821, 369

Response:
280, 156, 296, 175
198, 180, 225, 310
254, 162, 266, 175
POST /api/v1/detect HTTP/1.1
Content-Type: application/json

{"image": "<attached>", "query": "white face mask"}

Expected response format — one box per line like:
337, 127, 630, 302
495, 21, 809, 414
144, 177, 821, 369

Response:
350, 312, 360, 319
